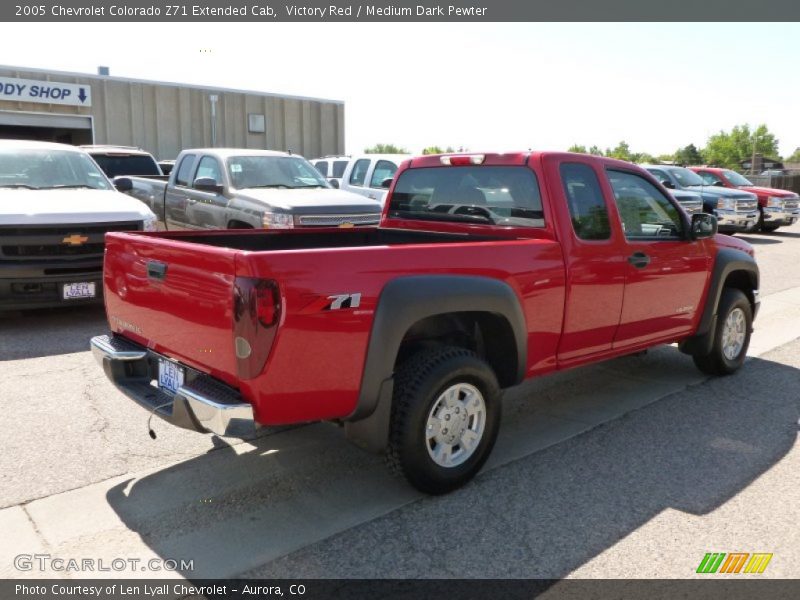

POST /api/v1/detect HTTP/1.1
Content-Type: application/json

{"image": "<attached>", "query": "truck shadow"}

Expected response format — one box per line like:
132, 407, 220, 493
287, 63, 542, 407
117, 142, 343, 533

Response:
0, 304, 107, 360
104, 352, 799, 579
733, 235, 782, 245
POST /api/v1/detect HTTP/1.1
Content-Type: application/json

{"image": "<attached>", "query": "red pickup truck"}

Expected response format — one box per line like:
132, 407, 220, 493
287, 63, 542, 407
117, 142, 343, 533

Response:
689, 167, 800, 232
91, 152, 759, 494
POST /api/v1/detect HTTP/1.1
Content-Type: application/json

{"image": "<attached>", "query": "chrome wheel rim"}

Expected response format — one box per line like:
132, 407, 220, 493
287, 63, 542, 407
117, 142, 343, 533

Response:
721, 307, 747, 361
425, 383, 486, 468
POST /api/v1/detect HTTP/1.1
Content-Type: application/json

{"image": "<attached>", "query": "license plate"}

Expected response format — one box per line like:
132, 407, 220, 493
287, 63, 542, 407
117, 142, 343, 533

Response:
158, 358, 185, 395
63, 282, 96, 300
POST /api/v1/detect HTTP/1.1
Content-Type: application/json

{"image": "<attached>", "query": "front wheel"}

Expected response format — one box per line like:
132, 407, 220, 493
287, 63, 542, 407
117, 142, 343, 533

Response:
692, 288, 752, 375
387, 346, 501, 494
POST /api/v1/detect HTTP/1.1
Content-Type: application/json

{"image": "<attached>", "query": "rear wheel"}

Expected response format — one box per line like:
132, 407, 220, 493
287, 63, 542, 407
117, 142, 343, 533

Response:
692, 288, 752, 375
762, 224, 781, 233
387, 346, 501, 494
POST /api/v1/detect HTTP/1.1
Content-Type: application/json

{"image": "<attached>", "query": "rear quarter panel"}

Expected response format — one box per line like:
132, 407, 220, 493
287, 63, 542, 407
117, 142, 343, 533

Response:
236, 238, 566, 425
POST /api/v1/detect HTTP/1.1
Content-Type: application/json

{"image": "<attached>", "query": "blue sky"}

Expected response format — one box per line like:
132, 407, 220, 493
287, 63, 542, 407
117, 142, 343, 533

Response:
6, 22, 799, 156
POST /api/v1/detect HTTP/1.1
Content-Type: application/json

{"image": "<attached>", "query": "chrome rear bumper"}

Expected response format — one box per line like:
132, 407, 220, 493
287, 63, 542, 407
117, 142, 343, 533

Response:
90, 334, 256, 437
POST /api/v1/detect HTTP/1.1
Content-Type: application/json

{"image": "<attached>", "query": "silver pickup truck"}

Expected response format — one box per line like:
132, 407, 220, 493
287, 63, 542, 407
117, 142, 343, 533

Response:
114, 148, 383, 230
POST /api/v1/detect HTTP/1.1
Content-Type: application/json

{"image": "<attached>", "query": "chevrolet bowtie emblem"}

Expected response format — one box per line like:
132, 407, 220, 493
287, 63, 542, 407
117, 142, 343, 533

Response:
62, 234, 89, 246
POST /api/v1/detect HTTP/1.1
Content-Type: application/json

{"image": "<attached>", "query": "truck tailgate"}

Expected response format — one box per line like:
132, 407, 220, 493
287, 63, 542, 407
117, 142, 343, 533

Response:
103, 232, 240, 387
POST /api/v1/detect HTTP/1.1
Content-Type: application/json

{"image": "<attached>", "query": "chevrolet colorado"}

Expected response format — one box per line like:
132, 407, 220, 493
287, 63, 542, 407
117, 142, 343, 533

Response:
0, 140, 157, 310
92, 152, 759, 493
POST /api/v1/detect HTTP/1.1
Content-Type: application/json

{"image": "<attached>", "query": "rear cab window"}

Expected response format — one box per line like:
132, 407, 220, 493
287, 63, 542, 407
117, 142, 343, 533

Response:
174, 154, 197, 187
559, 163, 611, 240
91, 154, 160, 177
332, 160, 349, 178
387, 165, 544, 227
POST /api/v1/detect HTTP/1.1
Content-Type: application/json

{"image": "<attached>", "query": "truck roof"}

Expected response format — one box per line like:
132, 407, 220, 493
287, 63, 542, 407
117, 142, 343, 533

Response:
0, 139, 85, 152
80, 145, 153, 156
180, 148, 295, 159
408, 151, 643, 171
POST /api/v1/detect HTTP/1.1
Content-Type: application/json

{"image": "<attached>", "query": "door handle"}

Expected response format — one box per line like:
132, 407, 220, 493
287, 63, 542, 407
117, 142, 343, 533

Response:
628, 252, 650, 269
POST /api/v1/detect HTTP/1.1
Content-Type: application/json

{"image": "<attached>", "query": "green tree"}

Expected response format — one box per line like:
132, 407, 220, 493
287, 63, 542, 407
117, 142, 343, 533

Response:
422, 146, 455, 155
630, 152, 655, 164
784, 147, 800, 163
703, 124, 779, 169
673, 144, 703, 166
656, 153, 675, 163
605, 141, 632, 161
567, 144, 587, 154
364, 143, 409, 154
588, 145, 604, 156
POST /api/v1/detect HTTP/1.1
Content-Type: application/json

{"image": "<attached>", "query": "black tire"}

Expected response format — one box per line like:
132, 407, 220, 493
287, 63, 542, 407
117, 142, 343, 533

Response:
762, 224, 781, 233
387, 346, 501, 495
692, 288, 752, 376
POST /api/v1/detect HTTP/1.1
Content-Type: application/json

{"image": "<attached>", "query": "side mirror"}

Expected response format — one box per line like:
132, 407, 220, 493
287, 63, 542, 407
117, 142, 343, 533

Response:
690, 212, 718, 240
661, 179, 675, 189
114, 177, 133, 192
712, 181, 725, 187
193, 177, 223, 194
380, 177, 393, 189
329, 179, 340, 189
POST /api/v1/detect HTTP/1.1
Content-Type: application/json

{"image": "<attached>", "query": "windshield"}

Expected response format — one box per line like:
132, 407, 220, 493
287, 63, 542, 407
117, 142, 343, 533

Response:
226, 155, 330, 189
91, 154, 161, 177
0, 149, 112, 190
723, 170, 754, 187
388, 166, 544, 227
670, 167, 706, 187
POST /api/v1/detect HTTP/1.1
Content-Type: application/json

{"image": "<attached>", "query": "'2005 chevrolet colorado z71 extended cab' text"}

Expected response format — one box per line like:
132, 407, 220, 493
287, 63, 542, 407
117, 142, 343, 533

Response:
92, 152, 759, 493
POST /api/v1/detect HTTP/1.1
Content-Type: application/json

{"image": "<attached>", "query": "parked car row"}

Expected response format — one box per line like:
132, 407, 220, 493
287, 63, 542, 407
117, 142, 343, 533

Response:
642, 164, 799, 233
82, 144, 797, 235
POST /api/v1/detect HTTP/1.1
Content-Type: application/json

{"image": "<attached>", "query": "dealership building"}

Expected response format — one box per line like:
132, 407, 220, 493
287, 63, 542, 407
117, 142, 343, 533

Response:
0, 65, 345, 161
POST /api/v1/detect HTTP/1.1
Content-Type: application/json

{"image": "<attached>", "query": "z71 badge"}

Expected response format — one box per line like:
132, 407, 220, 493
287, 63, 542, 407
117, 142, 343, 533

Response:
300, 293, 362, 313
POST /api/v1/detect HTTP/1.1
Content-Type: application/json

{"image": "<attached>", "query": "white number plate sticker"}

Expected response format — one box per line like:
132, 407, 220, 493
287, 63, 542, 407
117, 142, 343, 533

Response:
63, 282, 96, 300
158, 359, 185, 395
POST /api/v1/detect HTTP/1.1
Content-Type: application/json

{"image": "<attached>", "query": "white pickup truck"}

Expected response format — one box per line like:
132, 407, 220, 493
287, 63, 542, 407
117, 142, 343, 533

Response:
0, 140, 157, 311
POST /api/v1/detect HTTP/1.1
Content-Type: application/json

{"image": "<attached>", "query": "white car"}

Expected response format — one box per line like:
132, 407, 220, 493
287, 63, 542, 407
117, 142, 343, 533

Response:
339, 154, 410, 206
0, 139, 157, 310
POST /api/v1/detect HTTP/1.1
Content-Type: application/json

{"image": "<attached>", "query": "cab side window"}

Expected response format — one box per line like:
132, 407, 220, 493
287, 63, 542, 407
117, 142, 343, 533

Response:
606, 169, 683, 240
174, 154, 197, 187
194, 156, 223, 185
349, 159, 371, 186
560, 163, 611, 240
370, 160, 398, 188
698, 171, 722, 185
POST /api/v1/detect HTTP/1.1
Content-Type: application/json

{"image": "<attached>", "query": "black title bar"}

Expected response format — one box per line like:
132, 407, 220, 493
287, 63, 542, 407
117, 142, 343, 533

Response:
5, 0, 800, 21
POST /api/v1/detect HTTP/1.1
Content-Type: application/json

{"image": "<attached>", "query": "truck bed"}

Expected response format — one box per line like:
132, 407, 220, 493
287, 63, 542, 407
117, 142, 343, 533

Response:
135, 226, 504, 251
102, 227, 565, 425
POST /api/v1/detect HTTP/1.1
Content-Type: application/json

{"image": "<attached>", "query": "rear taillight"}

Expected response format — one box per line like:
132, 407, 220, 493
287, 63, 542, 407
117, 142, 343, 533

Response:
256, 280, 280, 327
233, 277, 281, 380
440, 154, 485, 166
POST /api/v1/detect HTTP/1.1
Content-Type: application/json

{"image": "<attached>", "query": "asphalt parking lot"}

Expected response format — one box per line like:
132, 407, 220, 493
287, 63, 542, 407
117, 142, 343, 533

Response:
1, 224, 799, 581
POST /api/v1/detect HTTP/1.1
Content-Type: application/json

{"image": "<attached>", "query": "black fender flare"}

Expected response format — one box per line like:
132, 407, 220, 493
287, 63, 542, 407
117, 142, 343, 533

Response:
679, 247, 759, 356
345, 275, 527, 452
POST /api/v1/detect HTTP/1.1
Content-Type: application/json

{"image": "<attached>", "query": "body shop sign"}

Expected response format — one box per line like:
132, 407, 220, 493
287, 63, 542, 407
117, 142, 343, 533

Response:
0, 76, 91, 107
